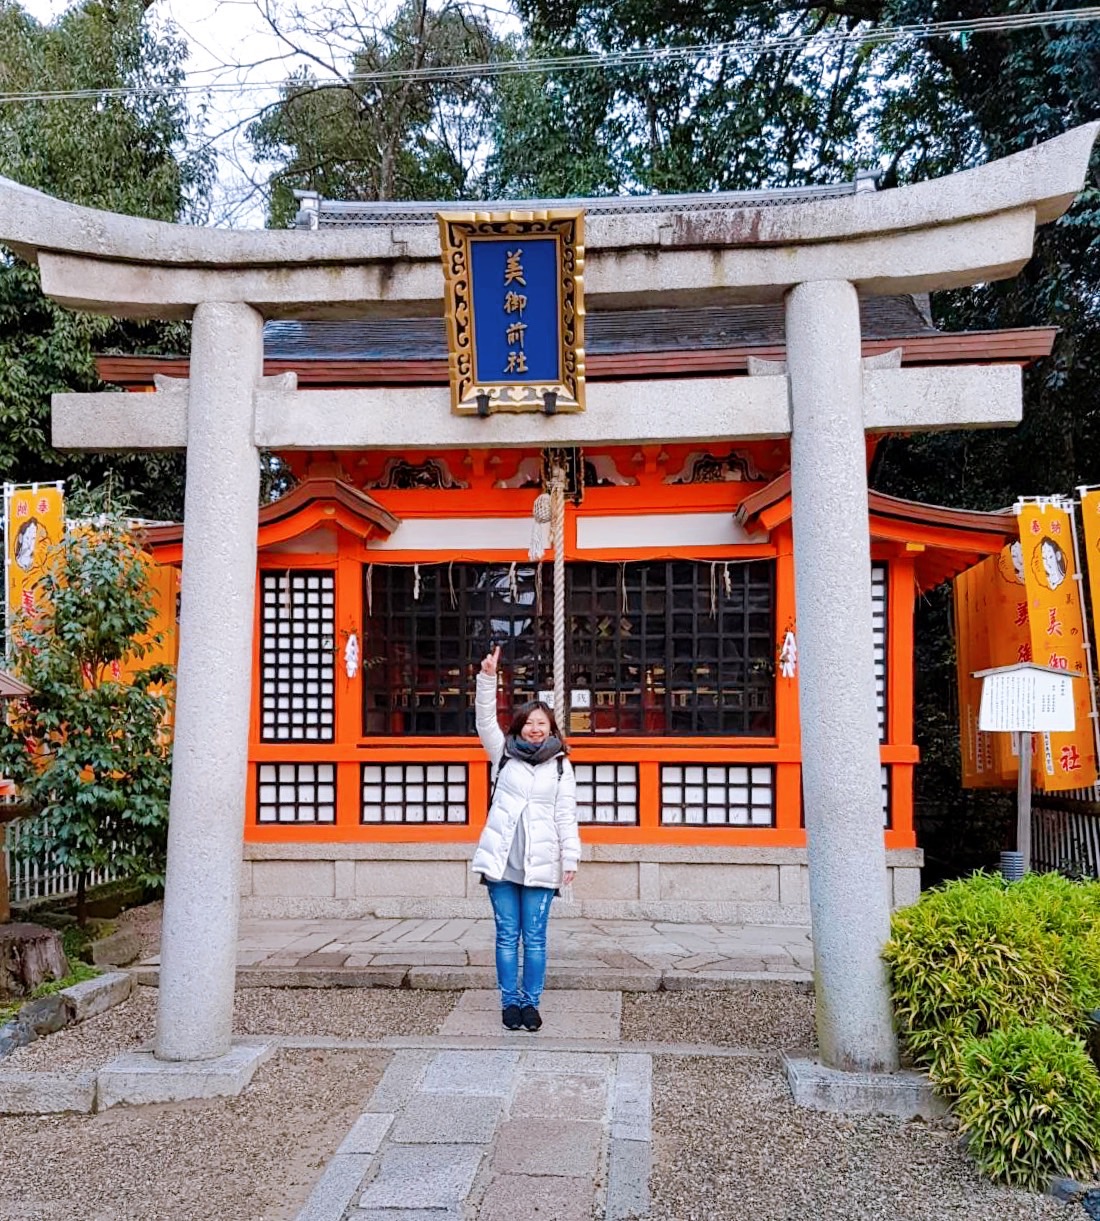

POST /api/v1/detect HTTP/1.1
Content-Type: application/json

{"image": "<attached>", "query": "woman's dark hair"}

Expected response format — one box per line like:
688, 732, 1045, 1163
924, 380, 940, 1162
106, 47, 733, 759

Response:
508, 701, 568, 752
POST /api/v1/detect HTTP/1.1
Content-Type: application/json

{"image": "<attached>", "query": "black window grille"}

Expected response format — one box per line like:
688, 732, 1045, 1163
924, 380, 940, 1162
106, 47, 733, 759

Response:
260, 570, 336, 742
363, 560, 775, 737
361, 762, 469, 824
661, 764, 775, 826
257, 762, 336, 823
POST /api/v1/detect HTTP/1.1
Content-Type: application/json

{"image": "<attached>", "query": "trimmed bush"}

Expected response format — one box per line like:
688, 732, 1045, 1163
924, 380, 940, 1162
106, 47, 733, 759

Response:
955, 1025, 1100, 1190
884, 871, 1100, 1091
884, 871, 1100, 1188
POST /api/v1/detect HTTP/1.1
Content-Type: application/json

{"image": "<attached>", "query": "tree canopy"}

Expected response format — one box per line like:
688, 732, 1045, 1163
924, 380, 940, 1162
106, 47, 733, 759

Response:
0, 0, 211, 519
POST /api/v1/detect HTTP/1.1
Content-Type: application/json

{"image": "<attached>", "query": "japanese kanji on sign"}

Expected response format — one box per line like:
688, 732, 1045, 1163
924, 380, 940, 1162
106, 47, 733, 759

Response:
437, 209, 586, 415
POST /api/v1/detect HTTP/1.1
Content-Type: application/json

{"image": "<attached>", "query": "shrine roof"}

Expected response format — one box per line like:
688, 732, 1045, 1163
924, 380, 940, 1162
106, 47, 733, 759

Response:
96, 294, 1057, 389
261, 294, 937, 362
142, 477, 399, 551
736, 472, 1016, 591
291, 178, 874, 229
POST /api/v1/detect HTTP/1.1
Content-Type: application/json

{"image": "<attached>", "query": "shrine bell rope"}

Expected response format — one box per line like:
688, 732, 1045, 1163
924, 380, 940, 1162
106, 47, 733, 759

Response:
550, 466, 567, 730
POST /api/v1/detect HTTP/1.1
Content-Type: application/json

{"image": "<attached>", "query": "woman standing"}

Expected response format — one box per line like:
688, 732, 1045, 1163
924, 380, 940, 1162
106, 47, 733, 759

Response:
472, 645, 581, 1031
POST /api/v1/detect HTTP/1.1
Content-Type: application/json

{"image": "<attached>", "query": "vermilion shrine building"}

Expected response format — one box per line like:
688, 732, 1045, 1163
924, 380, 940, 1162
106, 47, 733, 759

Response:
102, 260, 1048, 923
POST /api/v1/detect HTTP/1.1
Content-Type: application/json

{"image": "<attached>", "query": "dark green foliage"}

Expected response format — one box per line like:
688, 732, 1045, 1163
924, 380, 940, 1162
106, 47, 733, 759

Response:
955, 1025, 1100, 1190
885, 872, 1100, 1186
0, 505, 173, 925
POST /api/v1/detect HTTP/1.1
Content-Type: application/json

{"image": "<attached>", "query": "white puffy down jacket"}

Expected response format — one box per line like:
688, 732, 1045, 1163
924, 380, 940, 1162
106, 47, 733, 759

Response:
471, 672, 581, 888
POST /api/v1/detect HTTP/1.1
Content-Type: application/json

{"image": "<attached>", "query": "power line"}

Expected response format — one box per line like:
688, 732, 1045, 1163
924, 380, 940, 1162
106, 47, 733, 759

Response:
0, 6, 1097, 104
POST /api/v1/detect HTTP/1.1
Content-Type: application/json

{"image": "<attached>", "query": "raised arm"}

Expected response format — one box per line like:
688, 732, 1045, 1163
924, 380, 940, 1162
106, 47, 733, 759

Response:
475, 645, 506, 762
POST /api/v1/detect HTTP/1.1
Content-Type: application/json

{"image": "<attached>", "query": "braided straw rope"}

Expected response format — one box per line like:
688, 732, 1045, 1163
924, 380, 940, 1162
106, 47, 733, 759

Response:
551, 467, 566, 730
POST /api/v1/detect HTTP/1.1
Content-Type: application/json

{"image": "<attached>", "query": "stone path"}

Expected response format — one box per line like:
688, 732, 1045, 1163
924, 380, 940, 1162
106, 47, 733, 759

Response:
136, 916, 813, 990
295, 991, 650, 1221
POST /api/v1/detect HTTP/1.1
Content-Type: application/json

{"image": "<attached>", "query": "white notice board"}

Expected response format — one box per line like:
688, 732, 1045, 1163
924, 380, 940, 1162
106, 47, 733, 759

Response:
976, 666, 1076, 734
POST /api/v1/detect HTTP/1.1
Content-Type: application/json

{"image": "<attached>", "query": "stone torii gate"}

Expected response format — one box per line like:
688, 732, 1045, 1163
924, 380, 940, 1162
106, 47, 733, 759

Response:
0, 123, 1094, 1099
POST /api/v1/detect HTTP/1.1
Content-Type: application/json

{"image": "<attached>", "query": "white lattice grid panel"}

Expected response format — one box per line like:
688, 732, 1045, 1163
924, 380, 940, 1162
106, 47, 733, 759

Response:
661, 764, 774, 826
260, 571, 336, 742
257, 763, 336, 823
872, 563, 888, 743
881, 765, 891, 827
573, 763, 639, 825
362, 763, 469, 823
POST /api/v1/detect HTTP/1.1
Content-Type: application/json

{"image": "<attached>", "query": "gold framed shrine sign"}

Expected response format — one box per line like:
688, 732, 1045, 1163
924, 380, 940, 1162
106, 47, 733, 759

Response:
437, 209, 585, 416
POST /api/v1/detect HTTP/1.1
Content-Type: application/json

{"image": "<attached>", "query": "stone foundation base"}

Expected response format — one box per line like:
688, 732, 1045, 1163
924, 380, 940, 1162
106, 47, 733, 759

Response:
783, 1053, 947, 1120
97, 1039, 275, 1109
240, 842, 922, 924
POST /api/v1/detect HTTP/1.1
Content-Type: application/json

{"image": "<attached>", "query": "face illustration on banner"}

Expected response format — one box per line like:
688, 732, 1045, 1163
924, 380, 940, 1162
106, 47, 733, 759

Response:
998, 540, 1026, 585
13, 517, 49, 572
1032, 536, 1068, 591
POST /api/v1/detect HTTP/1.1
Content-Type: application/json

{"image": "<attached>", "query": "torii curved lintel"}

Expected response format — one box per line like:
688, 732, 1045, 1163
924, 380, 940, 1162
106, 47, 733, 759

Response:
0, 123, 1094, 320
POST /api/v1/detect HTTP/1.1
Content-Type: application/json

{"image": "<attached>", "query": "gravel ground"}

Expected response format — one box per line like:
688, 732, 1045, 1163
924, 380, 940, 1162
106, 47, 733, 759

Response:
649, 1056, 1069, 1221
621, 984, 817, 1049
0, 1048, 386, 1221
3, 985, 456, 1070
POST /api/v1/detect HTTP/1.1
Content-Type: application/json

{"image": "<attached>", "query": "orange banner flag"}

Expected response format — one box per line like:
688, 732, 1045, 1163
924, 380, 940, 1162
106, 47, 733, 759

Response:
4, 483, 64, 639
1016, 501, 1098, 791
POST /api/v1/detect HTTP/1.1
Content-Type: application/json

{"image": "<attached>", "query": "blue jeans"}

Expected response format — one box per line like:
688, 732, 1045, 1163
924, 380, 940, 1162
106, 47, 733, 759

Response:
484, 879, 555, 1009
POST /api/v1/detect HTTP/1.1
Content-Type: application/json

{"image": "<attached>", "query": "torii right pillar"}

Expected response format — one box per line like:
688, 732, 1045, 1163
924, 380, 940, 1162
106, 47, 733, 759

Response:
787, 279, 899, 1071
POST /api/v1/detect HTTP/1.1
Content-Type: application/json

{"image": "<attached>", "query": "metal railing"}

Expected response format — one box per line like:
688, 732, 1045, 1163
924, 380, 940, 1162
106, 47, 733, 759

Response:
3, 813, 121, 905
1032, 797, 1100, 879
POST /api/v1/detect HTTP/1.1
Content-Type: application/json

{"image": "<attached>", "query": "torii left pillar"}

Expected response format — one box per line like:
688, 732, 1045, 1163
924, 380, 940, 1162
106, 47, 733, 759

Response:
155, 303, 263, 1061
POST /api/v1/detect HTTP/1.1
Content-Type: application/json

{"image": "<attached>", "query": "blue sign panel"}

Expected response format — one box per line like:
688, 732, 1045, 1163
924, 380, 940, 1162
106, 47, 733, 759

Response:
468, 236, 561, 385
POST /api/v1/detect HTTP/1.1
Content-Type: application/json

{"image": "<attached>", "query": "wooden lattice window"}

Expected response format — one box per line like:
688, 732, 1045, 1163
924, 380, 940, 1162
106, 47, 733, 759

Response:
260, 570, 335, 742
872, 562, 888, 743
574, 763, 639, 825
660, 764, 775, 826
256, 763, 336, 823
361, 762, 469, 824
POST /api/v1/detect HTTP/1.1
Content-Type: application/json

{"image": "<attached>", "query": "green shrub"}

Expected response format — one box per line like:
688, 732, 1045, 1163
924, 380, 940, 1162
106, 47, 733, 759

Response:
884, 871, 1100, 1189
884, 871, 1100, 1091
954, 1024, 1100, 1190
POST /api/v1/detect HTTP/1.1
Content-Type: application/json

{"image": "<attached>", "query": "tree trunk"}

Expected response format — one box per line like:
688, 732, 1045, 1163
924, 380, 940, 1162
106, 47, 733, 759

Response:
0, 923, 69, 999
76, 871, 87, 929
0, 850, 9, 924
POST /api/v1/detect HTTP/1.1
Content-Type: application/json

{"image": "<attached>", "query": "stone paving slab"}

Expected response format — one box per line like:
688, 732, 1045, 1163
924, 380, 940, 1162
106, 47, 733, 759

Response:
337, 1113, 395, 1156
476, 1174, 595, 1221
297, 1154, 374, 1221
419, 1049, 519, 1096
510, 1070, 609, 1121
490, 1117, 603, 1178
356, 1145, 484, 1210
391, 1093, 503, 1144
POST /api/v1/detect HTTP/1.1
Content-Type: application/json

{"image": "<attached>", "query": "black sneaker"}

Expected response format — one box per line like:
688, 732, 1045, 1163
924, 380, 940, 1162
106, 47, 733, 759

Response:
520, 1005, 542, 1032
502, 1005, 523, 1030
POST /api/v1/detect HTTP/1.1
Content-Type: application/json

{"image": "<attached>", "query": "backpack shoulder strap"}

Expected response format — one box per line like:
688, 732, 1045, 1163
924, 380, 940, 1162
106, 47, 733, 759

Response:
557, 756, 564, 779
489, 751, 508, 805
